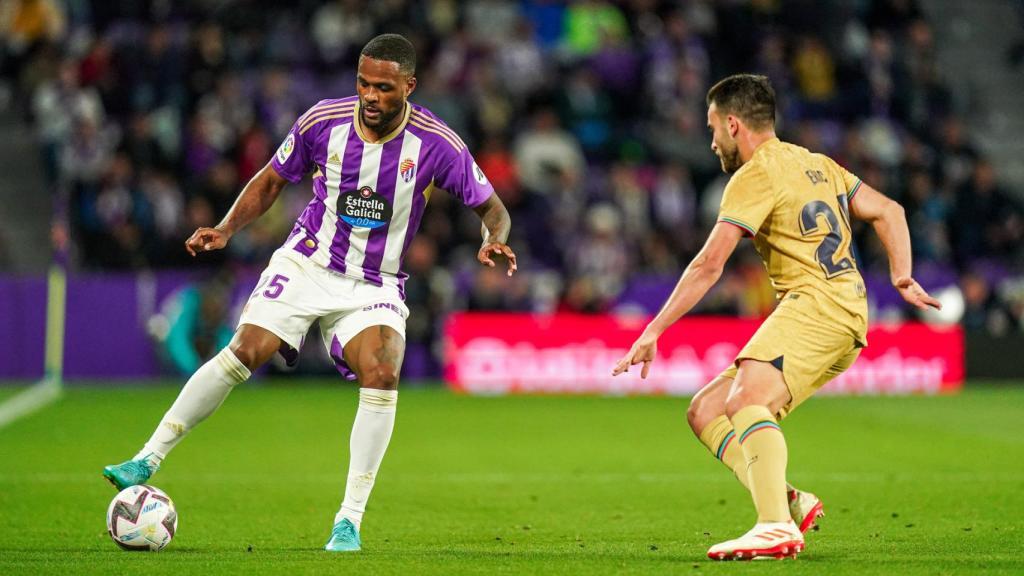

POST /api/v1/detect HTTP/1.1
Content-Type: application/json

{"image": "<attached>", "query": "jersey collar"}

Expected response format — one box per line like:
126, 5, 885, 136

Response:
353, 100, 411, 145
752, 136, 782, 159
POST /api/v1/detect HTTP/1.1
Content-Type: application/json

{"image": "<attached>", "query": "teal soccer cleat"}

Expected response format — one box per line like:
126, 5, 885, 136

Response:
324, 518, 361, 552
102, 458, 159, 490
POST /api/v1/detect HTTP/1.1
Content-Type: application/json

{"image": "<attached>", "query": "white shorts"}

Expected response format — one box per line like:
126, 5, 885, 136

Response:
237, 249, 409, 379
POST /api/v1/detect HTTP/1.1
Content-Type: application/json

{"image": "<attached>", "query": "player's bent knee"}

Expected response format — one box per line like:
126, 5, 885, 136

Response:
360, 364, 400, 390
228, 325, 283, 372
687, 393, 715, 435
228, 341, 273, 373
685, 399, 701, 434
687, 377, 730, 434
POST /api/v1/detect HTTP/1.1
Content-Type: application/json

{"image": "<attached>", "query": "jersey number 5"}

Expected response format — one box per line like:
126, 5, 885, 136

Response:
799, 196, 856, 279
262, 274, 290, 299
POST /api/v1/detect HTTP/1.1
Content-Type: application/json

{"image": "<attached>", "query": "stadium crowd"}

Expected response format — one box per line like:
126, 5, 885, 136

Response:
2, 0, 1023, 349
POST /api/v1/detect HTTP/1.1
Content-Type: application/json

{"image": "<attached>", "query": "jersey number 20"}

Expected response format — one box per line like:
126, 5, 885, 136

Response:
799, 195, 856, 279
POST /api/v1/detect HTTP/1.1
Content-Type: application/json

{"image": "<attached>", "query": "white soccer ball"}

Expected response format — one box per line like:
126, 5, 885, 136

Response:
919, 285, 965, 326
106, 485, 178, 551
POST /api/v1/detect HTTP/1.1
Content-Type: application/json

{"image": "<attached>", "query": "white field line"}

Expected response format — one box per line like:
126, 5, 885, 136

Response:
0, 377, 62, 430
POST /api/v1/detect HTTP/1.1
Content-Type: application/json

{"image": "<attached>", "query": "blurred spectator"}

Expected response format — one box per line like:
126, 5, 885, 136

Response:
792, 36, 837, 117
645, 10, 709, 128
936, 116, 978, 191
139, 168, 185, 252
650, 163, 699, 253
31, 57, 103, 181
495, 18, 545, 102
952, 161, 1024, 264
466, 265, 531, 311
0, 0, 66, 94
646, 104, 718, 176
186, 22, 227, 105
960, 272, 1013, 335
61, 114, 115, 186
903, 168, 950, 264
465, 0, 520, 49
311, 0, 375, 67
513, 107, 585, 197
563, 203, 630, 312
608, 162, 650, 243
562, 0, 629, 58
557, 65, 614, 158
1000, 276, 1024, 333
588, 19, 640, 113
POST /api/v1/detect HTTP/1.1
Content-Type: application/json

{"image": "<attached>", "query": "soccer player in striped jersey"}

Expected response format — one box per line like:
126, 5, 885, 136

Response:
613, 74, 940, 560
103, 34, 517, 552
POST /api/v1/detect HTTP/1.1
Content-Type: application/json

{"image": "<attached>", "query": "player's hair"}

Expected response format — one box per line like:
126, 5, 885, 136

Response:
706, 74, 776, 131
360, 34, 417, 76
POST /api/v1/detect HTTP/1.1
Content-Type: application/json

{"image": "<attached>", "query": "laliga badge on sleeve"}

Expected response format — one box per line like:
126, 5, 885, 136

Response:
276, 133, 296, 164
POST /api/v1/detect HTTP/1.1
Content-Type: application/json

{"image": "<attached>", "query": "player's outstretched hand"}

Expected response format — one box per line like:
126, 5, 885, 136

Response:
894, 276, 942, 311
478, 242, 517, 276
185, 227, 229, 257
612, 333, 658, 379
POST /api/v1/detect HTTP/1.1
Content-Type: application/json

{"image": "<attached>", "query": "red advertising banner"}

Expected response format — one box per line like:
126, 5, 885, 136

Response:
443, 313, 964, 396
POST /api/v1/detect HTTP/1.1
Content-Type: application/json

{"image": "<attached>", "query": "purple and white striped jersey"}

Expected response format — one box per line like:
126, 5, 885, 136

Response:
271, 96, 493, 296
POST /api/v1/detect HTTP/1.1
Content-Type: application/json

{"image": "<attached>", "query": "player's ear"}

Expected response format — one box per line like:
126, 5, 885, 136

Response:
405, 75, 417, 98
727, 115, 740, 138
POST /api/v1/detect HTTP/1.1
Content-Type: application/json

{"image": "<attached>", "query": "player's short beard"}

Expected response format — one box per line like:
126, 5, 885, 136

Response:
361, 103, 403, 130
719, 141, 742, 173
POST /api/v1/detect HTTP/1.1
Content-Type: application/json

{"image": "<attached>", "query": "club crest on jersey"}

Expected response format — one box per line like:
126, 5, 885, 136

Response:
400, 158, 416, 183
339, 186, 393, 229
276, 133, 295, 164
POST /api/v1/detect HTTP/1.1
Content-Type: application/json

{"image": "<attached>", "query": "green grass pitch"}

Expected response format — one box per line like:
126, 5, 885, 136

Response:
0, 381, 1022, 575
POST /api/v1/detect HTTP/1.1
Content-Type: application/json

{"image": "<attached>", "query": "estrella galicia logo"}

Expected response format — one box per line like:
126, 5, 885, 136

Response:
339, 186, 392, 229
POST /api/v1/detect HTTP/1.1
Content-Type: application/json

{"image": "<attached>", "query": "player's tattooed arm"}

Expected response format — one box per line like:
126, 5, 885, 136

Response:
185, 163, 289, 256
472, 192, 517, 276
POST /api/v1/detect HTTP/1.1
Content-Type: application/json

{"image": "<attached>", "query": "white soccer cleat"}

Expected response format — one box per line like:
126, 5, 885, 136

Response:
789, 489, 825, 533
707, 521, 805, 561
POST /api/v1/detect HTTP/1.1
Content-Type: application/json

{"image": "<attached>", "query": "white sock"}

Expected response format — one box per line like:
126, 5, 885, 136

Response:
135, 348, 251, 464
335, 388, 398, 529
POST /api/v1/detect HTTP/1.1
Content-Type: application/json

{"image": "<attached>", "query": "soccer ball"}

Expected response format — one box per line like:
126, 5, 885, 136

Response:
920, 285, 965, 326
106, 485, 178, 551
